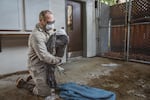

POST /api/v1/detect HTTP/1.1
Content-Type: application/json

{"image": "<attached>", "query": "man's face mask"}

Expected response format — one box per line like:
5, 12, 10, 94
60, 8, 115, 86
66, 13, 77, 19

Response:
45, 20, 55, 31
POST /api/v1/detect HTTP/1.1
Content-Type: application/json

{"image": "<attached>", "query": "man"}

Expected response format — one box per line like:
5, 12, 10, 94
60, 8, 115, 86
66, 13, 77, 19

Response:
16, 10, 64, 97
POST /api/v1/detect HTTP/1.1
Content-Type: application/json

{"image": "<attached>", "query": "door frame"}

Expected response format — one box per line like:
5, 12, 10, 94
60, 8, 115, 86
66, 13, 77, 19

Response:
65, 0, 96, 59
66, 0, 85, 58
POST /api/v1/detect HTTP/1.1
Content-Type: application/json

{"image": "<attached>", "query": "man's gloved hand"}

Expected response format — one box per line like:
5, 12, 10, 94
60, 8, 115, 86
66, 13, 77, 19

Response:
57, 66, 64, 72
56, 65, 65, 75
54, 57, 62, 64
55, 62, 66, 75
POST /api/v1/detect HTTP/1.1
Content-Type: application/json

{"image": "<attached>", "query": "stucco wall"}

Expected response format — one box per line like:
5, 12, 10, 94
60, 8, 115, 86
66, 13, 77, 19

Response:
86, 0, 96, 57
0, 36, 28, 74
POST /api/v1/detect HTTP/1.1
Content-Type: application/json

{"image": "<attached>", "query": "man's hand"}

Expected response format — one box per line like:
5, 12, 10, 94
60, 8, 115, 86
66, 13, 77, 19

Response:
54, 60, 66, 75
55, 57, 62, 64
56, 65, 66, 75
57, 66, 64, 72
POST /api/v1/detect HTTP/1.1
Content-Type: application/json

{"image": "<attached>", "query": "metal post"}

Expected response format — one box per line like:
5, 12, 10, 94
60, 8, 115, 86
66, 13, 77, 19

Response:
0, 35, 1, 52
22, 0, 26, 31
108, 19, 111, 51
99, 0, 102, 55
96, 0, 101, 55
95, 0, 100, 54
124, 0, 128, 60
126, 0, 132, 61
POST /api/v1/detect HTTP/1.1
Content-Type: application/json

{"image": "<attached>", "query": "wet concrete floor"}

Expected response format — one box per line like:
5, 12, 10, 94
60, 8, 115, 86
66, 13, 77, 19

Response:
0, 57, 149, 100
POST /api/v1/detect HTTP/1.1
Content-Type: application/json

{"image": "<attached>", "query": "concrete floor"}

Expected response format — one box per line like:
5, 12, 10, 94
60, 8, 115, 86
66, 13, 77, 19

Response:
0, 57, 149, 100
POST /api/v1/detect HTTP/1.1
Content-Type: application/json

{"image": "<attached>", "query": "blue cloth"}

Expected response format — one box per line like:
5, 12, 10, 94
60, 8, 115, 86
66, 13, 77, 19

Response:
59, 82, 116, 100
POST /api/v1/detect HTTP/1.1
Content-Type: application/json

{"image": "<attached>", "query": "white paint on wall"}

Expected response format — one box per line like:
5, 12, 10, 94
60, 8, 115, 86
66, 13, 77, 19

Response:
50, 0, 66, 30
25, 0, 51, 30
0, 38, 28, 75
86, 1, 96, 57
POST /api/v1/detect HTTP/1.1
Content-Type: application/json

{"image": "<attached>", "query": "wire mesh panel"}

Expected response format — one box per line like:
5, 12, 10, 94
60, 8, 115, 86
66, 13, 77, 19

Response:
97, 0, 150, 63
131, 0, 149, 23
102, 2, 128, 59
129, 0, 150, 62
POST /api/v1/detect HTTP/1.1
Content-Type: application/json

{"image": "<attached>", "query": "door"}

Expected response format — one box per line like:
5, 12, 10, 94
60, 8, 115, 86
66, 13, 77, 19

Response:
67, 1, 83, 57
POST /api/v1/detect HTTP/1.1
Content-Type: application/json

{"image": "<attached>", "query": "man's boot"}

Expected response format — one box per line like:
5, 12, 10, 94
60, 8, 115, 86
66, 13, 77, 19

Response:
16, 78, 35, 93
45, 88, 60, 100
26, 75, 32, 82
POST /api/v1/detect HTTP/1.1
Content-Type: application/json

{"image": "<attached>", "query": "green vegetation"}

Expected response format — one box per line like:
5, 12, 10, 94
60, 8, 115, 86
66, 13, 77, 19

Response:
100, 0, 117, 5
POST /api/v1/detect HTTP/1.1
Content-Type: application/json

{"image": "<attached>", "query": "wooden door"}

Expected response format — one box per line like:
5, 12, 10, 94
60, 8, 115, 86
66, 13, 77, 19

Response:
67, 1, 83, 57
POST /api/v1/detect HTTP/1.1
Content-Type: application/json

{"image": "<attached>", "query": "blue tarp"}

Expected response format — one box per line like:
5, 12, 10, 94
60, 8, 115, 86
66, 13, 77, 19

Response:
59, 82, 116, 100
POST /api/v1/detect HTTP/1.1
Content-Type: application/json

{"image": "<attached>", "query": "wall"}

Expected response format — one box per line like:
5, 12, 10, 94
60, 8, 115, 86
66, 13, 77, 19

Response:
86, 0, 96, 57
0, 35, 28, 75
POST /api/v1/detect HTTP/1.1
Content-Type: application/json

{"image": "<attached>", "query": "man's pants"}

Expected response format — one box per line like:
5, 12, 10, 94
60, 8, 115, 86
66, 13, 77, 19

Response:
46, 65, 57, 88
29, 67, 51, 96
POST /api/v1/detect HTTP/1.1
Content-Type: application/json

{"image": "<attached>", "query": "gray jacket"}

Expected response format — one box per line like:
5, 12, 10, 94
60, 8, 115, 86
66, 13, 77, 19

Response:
28, 24, 60, 71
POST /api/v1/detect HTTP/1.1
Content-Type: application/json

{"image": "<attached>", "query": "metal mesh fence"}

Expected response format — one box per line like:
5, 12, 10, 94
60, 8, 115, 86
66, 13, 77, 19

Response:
99, 0, 150, 63
129, 0, 150, 62
131, 0, 150, 23
102, 1, 127, 60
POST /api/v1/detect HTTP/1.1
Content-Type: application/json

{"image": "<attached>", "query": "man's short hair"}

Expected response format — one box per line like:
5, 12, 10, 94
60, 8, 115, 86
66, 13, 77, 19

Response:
39, 10, 53, 21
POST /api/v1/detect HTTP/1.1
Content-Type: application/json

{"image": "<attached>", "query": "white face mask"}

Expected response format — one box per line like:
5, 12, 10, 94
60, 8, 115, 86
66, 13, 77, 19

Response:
46, 24, 54, 31
45, 20, 55, 31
